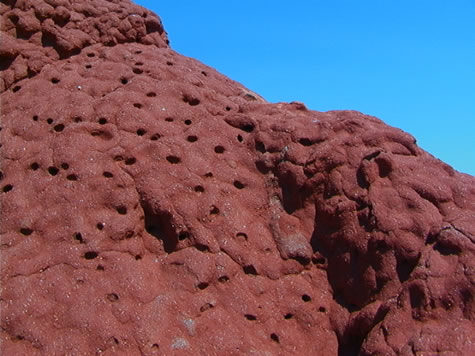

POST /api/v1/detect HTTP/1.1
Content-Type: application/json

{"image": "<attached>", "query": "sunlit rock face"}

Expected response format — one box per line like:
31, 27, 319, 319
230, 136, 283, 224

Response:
1, 1, 474, 355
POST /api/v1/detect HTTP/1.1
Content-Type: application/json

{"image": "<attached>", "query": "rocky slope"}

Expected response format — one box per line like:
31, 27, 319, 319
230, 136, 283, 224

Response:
1, 1, 474, 355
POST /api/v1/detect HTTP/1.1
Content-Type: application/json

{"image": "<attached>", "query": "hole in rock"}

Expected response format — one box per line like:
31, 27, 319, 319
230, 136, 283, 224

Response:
244, 314, 257, 321
214, 145, 225, 154
135, 62, 144, 66
98, 118, 107, 125
243, 265, 257, 275
187, 135, 198, 142
66, 174, 77, 181
114, 155, 123, 161
236, 232, 248, 241
237, 135, 243, 142
302, 294, 312, 302
97, 265, 104, 271
270, 333, 280, 343
120, 77, 128, 84
196, 244, 209, 252
84, 251, 98, 260
218, 276, 229, 283
178, 231, 189, 240
166, 61, 173, 66
299, 138, 313, 146
284, 313, 293, 319
184, 119, 192, 125
85, 64, 92, 69
74, 117, 83, 123
116, 206, 127, 215
255, 141, 266, 153
209, 206, 220, 215
61, 163, 69, 170
166, 156, 181, 164
225, 106, 231, 111
133, 68, 143, 74
233, 180, 245, 189
201, 71, 207, 76
152, 343, 159, 349
197, 282, 209, 290
103, 171, 113, 178
200, 303, 214, 312
51, 78, 60, 84
32, 115, 39, 121
20, 228, 33, 236
47, 118, 54, 124
125, 157, 137, 165
30, 162, 40, 170
194, 185, 204, 193
97, 223, 105, 230
133, 103, 143, 109
107, 293, 119, 302
318, 306, 327, 313
74, 232, 84, 243
150, 134, 160, 141
205, 172, 213, 178
144, 209, 178, 254
48, 167, 59, 176
135, 255, 142, 260
165, 117, 174, 122
146, 92, 156, 97
87, 53, 95, 57
12, 86, 21, 93
434, 241, 462, 256
183, 95, 200, 106
312, 256, 326, 265
2, 184, 13, 193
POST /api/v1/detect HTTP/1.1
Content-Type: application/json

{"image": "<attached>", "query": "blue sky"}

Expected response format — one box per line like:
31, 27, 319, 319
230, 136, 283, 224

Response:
136, 0, 475, 176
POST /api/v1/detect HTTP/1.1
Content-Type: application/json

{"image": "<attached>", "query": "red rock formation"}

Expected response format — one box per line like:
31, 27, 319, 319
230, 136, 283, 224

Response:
1, 1, 474, 355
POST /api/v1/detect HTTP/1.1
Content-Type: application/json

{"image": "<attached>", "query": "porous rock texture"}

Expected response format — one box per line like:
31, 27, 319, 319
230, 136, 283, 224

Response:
0, 1, 474, 355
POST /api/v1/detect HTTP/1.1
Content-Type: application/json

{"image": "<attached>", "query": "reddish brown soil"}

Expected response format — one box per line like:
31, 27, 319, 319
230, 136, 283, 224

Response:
1, 1, 474, 355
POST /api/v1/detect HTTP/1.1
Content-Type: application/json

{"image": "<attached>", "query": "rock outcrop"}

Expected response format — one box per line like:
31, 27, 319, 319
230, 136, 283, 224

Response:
1, 1, 474, 355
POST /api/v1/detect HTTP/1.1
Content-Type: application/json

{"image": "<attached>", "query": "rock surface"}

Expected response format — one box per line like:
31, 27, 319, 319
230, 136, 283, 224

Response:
1, 1, 474, 355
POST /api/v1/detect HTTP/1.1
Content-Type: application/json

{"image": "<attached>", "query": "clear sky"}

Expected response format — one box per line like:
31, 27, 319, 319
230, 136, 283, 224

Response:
135, 0, 474, 176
